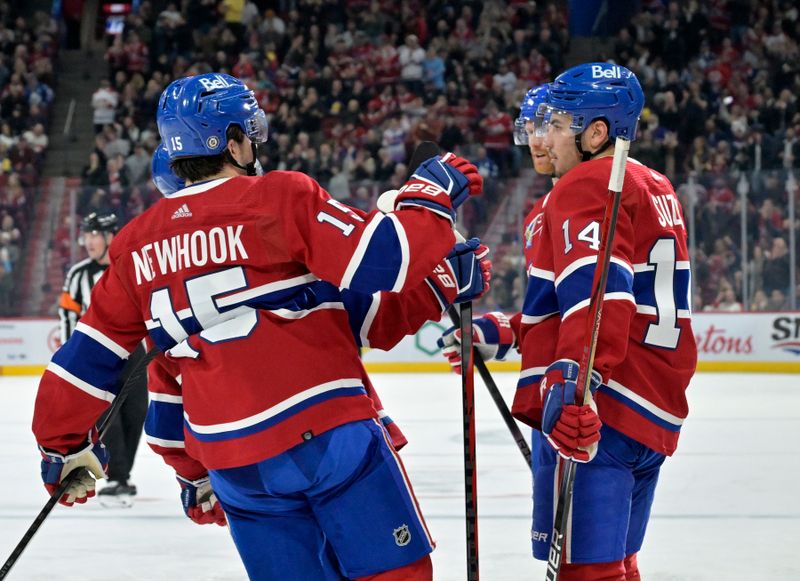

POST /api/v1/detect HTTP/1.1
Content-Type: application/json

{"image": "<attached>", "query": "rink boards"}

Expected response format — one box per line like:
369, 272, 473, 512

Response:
0, 312, 799, 374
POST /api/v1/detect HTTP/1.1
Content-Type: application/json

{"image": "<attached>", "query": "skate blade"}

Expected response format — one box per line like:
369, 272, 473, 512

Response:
98, 494, 134, 508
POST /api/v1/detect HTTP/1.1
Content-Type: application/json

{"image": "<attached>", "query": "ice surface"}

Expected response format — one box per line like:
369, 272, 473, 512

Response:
1, 372, 798, 580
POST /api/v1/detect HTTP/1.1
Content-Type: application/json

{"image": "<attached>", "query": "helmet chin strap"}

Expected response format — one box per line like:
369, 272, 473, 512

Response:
575, 120, 613, 162
227, 143, 261, 176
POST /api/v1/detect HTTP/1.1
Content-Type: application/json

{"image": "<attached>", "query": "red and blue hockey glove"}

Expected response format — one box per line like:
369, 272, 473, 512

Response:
395, 152, 484, 222
540, 359, 603, 463
426, 238, 491, 311
177, 474, 227, 526
40, 440, 109, 506
437, 312, 515, 375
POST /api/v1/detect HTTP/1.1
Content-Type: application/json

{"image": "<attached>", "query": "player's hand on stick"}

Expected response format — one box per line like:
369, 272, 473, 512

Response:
394, 153, 484, 221
40, 440, 108, 506
437, 312, 515, 375
427, 238, 491, 309
540, 359, 603, 463
177, 475, 227, 526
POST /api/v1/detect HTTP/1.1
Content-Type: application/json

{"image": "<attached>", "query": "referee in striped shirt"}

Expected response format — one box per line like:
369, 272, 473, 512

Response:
58, 212, 148, 507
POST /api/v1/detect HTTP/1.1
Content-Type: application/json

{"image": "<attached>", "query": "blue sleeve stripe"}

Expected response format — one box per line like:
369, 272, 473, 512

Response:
516, 366, 545, 389
74, 322, 130, 358
349, 215, 404, 293
340, 289, 379, 348
46, 361, 115, 402
522, 277, 558, 318
50, 330, 128, 397
144, 400, 186, 442
556, 261, 634, 317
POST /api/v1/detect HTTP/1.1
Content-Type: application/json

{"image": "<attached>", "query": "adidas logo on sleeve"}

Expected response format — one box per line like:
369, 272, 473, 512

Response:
171, 204, 192, 219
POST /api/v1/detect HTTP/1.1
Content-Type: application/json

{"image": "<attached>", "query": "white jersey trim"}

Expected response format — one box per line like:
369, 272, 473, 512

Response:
528, 266, 555, 282
521, 312, 558, 325
185, 377, 364, 435
216, 273, 319, 309
562, 292, 635, 321
169, 177, 232, 198
74, 322, 131, 359
519, 366, 547, 380
556, 255, 632, 288
268, 302, 345, 319
46, 362, 115, 403
386, 213, 410, 292
145, 435, 185, 448
605, 379, 685, 427
360, 293, 381, 349
150, 392, 183, 404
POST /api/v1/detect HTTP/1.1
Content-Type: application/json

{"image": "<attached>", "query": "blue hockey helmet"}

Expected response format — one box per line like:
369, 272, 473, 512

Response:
156, 73, 269, 162
151, 143, 185, 196
514, 84, 550, 145
546, 62, 644, 142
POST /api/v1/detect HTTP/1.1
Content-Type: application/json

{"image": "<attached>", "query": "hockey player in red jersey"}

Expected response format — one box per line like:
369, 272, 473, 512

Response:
515, 63, 697, 580
32, 73, 489, 580
437, 84, 554, 376
145, 142, 491, 528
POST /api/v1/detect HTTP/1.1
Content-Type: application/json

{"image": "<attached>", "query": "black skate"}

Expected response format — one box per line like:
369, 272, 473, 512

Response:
98, 480, 137, 508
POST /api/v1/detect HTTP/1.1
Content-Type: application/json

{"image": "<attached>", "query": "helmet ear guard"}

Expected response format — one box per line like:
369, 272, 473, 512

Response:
151, 143, 185, 196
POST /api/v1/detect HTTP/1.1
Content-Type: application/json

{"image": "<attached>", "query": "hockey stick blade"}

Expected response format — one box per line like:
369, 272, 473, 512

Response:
407, 140, 441, 174
547, 138, 630, 581
0, 347, 159, 580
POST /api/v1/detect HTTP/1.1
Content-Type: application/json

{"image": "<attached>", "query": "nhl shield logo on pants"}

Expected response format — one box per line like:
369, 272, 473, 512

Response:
393, 524, 411, 546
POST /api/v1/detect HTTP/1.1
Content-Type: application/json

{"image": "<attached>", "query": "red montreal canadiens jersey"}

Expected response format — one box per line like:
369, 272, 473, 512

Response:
33, 171, 455, 469
510, 192, 559, 423
514, 157, 697, 455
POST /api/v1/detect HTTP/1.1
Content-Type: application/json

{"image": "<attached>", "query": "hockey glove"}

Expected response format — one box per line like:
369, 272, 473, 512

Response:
437, 312, 515, 375
40, 440, 109, 506
426, 238, 491, 311
178, 475, 227, 526
395, 152, 483, 222
540, 359, 603, 463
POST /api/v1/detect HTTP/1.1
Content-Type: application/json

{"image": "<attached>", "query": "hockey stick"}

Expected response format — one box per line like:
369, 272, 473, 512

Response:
447, 305, 532, 468
545, 138, 631, 581
404, 140, 479, 578
0, 347, 159, 580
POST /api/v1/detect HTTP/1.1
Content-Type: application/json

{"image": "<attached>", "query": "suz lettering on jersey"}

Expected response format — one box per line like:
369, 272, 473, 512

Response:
132, 225, 249, 285
650, 193, 685, 229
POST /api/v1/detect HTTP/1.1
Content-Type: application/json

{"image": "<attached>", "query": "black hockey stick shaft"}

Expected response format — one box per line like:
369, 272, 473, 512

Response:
448, 305, 532, 468
546, 139, 630, 580
459, 300, 480, 580
406, 140, 480, 578
0, 347, 158, 580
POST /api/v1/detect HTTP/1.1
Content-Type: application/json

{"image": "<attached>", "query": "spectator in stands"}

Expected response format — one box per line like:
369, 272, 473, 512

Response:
398, 34, 425, 92
82, 152, 109, 189
22, 123, 47, 155
92, 80, 118, 133
762, 237, 790, 294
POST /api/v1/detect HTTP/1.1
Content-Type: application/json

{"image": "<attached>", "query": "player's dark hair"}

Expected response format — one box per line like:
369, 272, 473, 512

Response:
170, 125, 246, 183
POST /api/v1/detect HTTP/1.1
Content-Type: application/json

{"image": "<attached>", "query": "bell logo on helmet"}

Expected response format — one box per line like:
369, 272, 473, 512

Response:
591, 64, 622, 79
198, 75, 233, 92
